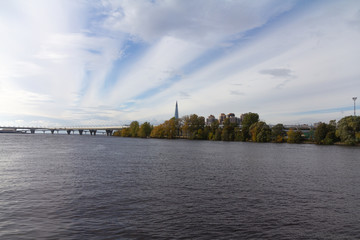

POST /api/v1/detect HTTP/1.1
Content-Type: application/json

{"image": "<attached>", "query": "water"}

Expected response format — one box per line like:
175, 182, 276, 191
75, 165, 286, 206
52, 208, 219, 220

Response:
1, 134, 359, 239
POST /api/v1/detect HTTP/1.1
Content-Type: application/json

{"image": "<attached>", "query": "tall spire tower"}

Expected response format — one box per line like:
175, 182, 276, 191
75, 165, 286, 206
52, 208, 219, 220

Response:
175, 101, 179, 119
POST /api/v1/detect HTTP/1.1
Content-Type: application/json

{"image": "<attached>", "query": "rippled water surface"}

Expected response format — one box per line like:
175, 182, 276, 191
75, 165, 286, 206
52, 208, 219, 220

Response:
1, 134, 360, 239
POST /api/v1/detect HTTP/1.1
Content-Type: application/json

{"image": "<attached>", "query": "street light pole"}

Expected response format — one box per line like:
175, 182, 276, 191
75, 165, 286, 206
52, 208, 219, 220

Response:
353, 97, 357, 116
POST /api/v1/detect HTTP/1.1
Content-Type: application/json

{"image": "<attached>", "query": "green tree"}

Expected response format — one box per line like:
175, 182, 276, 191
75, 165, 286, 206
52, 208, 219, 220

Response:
181, 114, 205, 139
208, 119, 220, 140
181, 115, 191, 138
240, 112, 259, 141
249, 121, 271, 142
129, 121, 139, 137
287, 129, 303, 143
336, 116, 360, 145
271, 124, 286, 143
214, 128, 222, 141
324, 131, 337, 145
164, 118, 177, 139
329, 119, 337, 127
234, 127, 242, 141
221, 118, 236, 141
314, 123, 328, 144
242, 112, 259, 128
202, 126, 210, 140
314, 122, 337, 145
138, 122, 152, 138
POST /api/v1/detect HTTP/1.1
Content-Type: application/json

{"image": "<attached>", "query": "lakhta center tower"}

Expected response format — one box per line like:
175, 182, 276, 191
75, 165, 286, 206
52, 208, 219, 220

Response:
175, 101, 179, 119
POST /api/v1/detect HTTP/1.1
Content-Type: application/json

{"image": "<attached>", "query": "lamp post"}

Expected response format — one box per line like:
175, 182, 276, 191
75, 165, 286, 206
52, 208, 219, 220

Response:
353, 97, 357, 116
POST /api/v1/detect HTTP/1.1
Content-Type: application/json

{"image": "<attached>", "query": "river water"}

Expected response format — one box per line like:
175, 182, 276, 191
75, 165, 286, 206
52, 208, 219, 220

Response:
0, 134, 359, 239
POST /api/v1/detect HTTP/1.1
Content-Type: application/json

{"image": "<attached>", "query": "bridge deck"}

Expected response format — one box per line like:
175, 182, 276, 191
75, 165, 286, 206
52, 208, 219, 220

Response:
0, 126, 125, 136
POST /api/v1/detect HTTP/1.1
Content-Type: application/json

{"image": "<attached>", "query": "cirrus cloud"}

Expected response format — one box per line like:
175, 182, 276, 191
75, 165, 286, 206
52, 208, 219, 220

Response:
0, 0, 360, 127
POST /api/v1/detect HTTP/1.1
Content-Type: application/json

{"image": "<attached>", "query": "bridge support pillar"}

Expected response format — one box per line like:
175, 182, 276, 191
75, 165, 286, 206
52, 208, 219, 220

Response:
30, 129, 35, 134
79, 130, 83, 135
90, 130, 97, 136
51, 130, 55, 134
106, 130, 113, 136
67, 130, 72, 135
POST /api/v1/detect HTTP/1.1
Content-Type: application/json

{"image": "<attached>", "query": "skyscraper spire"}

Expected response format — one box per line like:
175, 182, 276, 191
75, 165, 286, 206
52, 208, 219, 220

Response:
175, 101, 179, 119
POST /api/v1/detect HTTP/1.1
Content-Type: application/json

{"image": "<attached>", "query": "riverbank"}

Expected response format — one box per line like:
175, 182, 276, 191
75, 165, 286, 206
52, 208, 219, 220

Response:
113, 114, 360, 146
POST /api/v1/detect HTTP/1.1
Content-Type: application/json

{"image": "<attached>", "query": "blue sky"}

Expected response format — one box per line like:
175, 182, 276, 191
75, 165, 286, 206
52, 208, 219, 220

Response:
1, 0, 360, 127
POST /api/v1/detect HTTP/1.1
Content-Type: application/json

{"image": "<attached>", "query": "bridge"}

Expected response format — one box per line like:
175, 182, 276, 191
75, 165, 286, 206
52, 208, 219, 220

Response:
0, 126, 125, 136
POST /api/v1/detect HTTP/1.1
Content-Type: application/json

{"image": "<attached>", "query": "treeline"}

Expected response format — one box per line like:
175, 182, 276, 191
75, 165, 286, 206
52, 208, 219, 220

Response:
113, 113, 360, 145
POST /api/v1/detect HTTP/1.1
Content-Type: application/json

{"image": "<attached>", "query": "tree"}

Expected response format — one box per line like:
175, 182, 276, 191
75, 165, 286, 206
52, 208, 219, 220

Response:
336, 116, 360, 145
202, 126, 210, 140
164, 118, 177, 139
221, 118, 236, 141
240, 112, 259, 141
113, 130, 121, 136
150, 124, 165, 138
314, 122, 337, 145
214, 128, 222, 141
249, 121, 271, 142
314, 123, 328, 144
287, 129, 303, 143
181, 114, 205, 139
138, 122, 152, 138
181, 115, 191, 138
242, 112, 259, 128
271, 124, 286, 143
149, 118, 180, 139
324, 131, 337, 145
120, 127, 131, 137
208, 119, 220, 140
129, 121, 139, 137
234, 127, 242, 141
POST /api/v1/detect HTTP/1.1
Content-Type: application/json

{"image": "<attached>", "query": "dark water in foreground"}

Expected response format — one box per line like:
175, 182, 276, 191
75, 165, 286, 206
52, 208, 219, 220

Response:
0, 134, 359, 239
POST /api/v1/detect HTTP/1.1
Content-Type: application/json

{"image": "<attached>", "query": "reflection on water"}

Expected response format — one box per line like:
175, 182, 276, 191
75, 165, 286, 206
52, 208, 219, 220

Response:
0, 134, 360, 239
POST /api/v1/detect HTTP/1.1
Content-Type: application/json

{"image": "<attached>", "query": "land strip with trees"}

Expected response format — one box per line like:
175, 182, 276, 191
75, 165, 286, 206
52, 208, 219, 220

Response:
113, 113, 360, 146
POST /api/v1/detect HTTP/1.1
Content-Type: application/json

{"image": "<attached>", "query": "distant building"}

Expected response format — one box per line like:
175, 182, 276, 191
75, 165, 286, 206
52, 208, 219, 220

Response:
218, 113, 241, 125
227, 113, 236, 124
175, 101, 179, 119
206, 115, 217, 126
205, 112, 242, 127
228, 113, 241, 125
219, 113, 227, 125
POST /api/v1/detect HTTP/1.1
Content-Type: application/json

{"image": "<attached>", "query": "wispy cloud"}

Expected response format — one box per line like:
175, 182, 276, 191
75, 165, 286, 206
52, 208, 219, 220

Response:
0, 0, 360, 126
229, 90, 245, 96
259, 68, 294, 78
101, 0, 295, 44
178, 91, 191, 99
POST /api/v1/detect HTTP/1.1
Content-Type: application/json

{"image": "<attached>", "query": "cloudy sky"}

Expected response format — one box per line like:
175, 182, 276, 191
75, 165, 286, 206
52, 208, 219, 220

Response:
1, 0, 360, 127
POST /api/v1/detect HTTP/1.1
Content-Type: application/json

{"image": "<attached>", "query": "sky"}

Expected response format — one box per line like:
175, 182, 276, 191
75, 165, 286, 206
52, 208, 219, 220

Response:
1, 0, 360, 127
